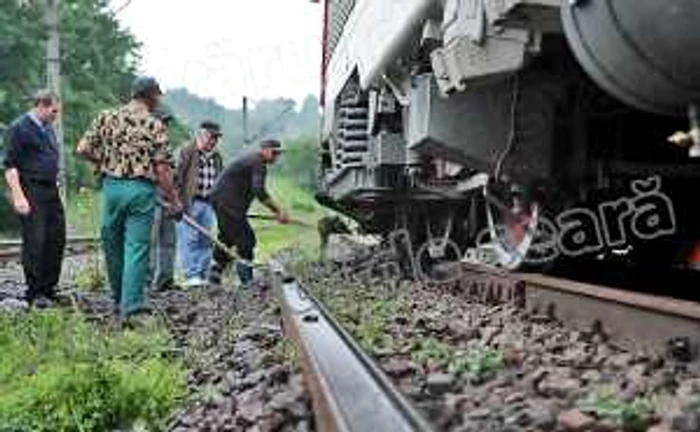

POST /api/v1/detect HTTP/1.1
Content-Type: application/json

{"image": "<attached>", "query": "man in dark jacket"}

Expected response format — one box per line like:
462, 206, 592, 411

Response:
174, 121, 223, 287
2, 90, 65, 308
208, 139, 289, 288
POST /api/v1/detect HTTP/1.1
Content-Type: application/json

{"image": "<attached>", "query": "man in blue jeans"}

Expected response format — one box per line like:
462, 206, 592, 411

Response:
175, 122, 223, 287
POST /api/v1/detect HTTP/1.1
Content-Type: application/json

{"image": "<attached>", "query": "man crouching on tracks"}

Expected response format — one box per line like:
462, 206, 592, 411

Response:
207, 140, 289, 288
3, 90, 65, 308
76, 76, 183, 320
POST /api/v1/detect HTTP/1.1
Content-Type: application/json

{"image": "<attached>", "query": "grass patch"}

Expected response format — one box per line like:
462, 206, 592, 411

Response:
0, 310, 186, 431
65, 188, 102, 237
249, 176, 326, 260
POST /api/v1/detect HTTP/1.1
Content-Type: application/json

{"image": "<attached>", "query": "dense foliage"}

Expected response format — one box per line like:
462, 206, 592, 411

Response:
0, 310, 186, 431
1, 0, 140, 187
0, 0, 189, 233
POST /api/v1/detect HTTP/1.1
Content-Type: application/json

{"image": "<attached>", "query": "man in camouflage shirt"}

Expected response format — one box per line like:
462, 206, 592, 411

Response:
76, 76, 182, 319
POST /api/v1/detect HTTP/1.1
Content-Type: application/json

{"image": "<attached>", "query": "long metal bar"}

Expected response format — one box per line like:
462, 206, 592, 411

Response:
519, 272, 700, 355
248, 213, 316, 228
0, 236, 99, 248
273, 265, 434, 432
460, 263, 700, 357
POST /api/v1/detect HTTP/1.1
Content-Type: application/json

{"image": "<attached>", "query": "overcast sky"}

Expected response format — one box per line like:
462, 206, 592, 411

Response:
111, 0, 323, 109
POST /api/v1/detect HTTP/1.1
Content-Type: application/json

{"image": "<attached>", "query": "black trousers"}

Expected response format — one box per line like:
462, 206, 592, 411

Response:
212, 202, 256, 265
19, 180, 66, 300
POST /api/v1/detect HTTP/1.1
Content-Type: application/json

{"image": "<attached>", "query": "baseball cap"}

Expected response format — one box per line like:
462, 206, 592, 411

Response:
260, 139, 284, 152
200, 121, 222, 137
131, 76, 162, 98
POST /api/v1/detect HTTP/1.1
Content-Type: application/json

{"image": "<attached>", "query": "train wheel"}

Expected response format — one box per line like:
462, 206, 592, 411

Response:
466, 182, 543, 270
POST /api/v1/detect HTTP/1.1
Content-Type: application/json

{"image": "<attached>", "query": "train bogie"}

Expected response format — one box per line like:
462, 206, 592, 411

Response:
316, 0, 700, 271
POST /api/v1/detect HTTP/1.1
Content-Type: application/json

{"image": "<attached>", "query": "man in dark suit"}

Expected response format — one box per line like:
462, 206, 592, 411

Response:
2, 89, 65, 307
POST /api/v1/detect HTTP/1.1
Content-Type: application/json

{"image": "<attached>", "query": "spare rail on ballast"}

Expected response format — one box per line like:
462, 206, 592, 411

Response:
272, 264, 434, 432
459, 262, 700, 358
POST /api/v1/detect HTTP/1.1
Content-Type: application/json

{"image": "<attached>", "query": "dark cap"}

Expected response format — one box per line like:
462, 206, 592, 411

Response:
260, 139, 284, 152
200, 121, 222, 137
131, 76, 162, 98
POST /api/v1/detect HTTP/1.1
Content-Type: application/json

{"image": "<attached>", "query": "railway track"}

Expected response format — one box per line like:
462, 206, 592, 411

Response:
274, 256, 700, 432
273, 264, 434, 432
0, 236, 100, 262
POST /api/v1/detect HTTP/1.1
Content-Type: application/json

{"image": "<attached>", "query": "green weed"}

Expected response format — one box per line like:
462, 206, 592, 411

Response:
449, 348, 504, 381
74, 261, 106, 292
411, 338, 452, 368
0, 310, 186, 432
578, 391, 654, 432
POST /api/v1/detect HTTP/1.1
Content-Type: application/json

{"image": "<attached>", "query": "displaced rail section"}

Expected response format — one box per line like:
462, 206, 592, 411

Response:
460, 263, 700, 358
274, 266, 434, 432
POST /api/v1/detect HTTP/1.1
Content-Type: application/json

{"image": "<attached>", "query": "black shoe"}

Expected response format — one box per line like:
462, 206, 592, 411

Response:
208, 263, 223, 287
31, 295, 55, 309
155, 279, 181, 292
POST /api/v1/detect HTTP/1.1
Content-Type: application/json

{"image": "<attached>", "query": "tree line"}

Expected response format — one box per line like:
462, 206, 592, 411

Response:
0, 0, 322, 234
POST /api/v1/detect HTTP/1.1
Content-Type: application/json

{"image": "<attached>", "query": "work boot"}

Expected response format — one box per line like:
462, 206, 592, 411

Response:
31, 295, 55, 309
208, 262, 224, 287
155, 278, 181, 292
236, 262, 254, 288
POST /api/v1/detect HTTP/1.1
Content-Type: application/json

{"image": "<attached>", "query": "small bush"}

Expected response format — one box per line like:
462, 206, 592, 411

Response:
411, 338, 452, 368
578, 391, 654, 432
0, 311, 186, 432
449, 348, 504, 381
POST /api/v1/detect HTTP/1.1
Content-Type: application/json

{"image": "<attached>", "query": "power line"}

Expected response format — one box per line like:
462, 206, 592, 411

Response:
112, 0, 132, 16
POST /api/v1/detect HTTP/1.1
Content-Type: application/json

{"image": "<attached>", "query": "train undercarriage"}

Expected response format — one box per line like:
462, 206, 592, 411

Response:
316, 0, 700, 277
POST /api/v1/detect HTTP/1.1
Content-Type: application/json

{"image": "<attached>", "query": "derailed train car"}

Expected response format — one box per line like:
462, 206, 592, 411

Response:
315, 0, 700, 272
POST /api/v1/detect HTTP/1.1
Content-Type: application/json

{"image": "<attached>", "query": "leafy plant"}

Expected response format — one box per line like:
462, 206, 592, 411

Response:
411, 338, 452, 367
449, 348, 504, 381
0, 310, 186, 431
578, 391, 654, 432
74, 264, 105, 292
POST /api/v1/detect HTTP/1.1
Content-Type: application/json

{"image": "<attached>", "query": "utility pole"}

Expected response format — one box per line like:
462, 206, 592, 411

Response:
242, 96, 249, 147
44, 0, 65, 200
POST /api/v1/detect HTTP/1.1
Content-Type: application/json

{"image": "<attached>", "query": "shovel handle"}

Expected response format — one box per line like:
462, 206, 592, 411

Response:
159, 199, 239, 262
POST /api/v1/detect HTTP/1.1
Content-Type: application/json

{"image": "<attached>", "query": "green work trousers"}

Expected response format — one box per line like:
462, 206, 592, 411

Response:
101, 176, 156, 315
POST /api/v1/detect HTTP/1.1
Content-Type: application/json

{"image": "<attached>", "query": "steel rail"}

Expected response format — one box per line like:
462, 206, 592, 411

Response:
459, 263, 700, 357
272, 263, 434, 432
0, 236, 100, 262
